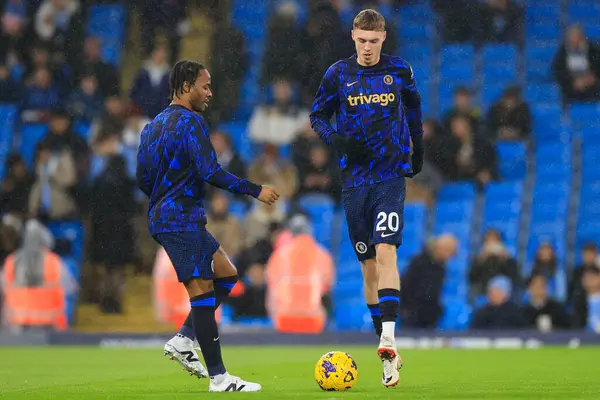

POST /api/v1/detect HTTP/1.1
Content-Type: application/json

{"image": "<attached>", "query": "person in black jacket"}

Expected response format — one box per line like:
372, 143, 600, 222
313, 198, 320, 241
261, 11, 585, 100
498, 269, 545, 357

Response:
553, 25, 600, 103
400, 234, 458, 328
471, 275, 525, 330
569, 243, 598, 328
523, 274, 570, 331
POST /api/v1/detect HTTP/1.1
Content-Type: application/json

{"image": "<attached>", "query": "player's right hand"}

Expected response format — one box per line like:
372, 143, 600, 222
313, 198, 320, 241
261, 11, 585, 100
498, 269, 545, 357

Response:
257, 185, 280, 205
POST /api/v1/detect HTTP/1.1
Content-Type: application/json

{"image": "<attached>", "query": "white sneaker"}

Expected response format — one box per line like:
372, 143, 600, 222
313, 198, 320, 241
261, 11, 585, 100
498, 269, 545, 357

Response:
209, 372, 262, 392
377, 334, 402, 387
163, 334, 209, 378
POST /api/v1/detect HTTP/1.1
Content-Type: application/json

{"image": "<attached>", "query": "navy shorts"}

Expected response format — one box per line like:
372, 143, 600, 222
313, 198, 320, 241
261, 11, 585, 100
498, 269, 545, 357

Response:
153, 231, 220, 282
342, 178, 406, 261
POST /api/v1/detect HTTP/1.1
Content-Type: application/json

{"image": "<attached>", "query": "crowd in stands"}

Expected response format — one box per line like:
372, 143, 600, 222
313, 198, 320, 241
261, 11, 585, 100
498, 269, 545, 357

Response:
1, 0, 600, 334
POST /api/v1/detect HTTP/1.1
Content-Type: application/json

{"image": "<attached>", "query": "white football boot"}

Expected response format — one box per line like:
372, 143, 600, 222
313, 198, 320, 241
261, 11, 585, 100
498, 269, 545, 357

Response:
163, 334, 208, 378
377, 334, 402, 387
209, 373, 262, 392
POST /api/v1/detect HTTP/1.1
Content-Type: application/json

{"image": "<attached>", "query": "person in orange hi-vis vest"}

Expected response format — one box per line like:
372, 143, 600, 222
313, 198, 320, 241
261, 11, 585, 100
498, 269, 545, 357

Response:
1, 219, 77, 331
265, 214, 335, 334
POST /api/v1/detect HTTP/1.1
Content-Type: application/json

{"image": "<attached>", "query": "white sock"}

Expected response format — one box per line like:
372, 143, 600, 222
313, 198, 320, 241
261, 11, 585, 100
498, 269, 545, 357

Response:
211, 372, 229, 384
382, 321, 396, 339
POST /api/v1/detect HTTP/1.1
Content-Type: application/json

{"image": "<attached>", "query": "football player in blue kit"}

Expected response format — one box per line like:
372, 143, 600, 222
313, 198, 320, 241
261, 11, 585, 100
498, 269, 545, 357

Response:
137, 60, 279, 392
310, 9, 424, 387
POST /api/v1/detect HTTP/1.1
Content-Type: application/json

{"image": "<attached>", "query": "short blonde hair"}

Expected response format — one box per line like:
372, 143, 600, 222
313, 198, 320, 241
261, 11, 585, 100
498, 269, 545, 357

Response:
353, 9, 385, 32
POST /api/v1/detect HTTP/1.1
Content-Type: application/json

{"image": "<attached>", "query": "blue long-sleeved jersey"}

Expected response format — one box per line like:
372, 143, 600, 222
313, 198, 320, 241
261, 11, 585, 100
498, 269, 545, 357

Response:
310, 53, 423, 189
136, 104, 261, 234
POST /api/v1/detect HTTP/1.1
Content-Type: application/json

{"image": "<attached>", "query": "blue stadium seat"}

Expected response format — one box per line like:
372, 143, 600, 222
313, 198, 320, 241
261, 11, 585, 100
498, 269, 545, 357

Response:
495, 142, 527, 181
20, 124, 49, 169
481, 83, 508, 111
569, 103, 600, 129
531, 104, 565, 141
581, 126, 600, 144
400, 4, 433, 24
535, 143, 571, 165
297, 194, 335, 250
485, 181, 524, 199
525, 62, 553, 82
48, 221, 84, 264
584, 24, 600, 42
440, 64, 475, 86
440, 44, 475, 66
526, 23, 560, 42
398, 24, 432, 43
482, 64, 517, 82
482, 44, 518, 65
526, 4, 560, 23
525, 84, 561, 106
228, 199, 248, 220
568, 3, 600, 23
437, 182, 476, 201
525, 46, 557, 65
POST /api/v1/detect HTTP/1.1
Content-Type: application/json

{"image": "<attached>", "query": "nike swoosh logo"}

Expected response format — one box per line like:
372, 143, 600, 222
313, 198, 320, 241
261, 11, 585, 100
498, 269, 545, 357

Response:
213, 337, 219, 341
347, 81, 358, 87
381, 232, 395, 238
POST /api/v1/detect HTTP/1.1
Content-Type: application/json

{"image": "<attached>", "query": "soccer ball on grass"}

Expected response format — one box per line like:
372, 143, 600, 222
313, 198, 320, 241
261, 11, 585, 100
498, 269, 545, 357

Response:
314, 351, 358, 391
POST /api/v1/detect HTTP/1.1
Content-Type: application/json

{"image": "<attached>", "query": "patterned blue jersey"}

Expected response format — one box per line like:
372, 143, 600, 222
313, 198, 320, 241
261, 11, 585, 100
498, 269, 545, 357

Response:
310, 53, 423, 189
136, 104, 261, 234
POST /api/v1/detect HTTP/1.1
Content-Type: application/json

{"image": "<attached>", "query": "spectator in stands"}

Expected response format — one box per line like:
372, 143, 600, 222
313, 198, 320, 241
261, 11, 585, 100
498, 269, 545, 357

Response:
530, 242, 557, 282
208, 14, 247, 123
66, 74, 103, 125
553, 25, 600, 103
249, 79, 309, 146
34, 0, 83, 66
205, 192, 242, 261
292, 121, 321, 174
295, 143, 340, 203
446, 115, 498, 186
229, 262, 268, 319
400, 234, 458, 329
21, 67, 61, 121
582, 263, 600, 333
0, 215, 21, 266
523, 274, 570, 331
487, 86, 531, 141
261, 1, 305, 85
210, 130, 247, 180
0, 63, 21, 102
90, 96, 127, 148
248, 143, 298, 200
129, 43, 170, 119
0, 0, 28, 63
243, 200, 287, 250
470, 275, 525, 329
23, 44, 71, 96
138, 0, 188, 65
28, 141, 77, 221
89, 155, 136, 314
443, 87, 480, 133
1, 219, 77, 329
469, 229, 521, 299
237, 222, 283, 279
570, 243, 598, 328
0, 154, 34, 219
74, 36, 120, 98
300, 0, 353, 103
38, 109, 89, 183
433, 0, 481, 43
479, 0, 523, 46
407, 119, 444, 206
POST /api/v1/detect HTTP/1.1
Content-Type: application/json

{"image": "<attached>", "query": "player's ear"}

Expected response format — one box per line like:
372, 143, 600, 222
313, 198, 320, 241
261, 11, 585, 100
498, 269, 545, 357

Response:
382, 31, 387, 42
351, 29, 355, 40
182, 81, 191, 94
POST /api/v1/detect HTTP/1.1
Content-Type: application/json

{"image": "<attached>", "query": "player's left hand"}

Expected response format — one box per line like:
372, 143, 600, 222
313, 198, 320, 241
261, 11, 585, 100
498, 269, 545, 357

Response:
257, 185, 280, 205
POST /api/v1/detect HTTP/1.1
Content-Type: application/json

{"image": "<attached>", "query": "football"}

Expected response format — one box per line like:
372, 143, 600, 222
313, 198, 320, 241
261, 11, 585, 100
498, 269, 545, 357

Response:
314, 351, 358, 391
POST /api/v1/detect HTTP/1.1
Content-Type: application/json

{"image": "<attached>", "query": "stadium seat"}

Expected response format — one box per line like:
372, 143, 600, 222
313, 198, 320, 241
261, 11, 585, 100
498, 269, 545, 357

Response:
297, 194, 335, 250
568, 3, 600, 23
569, 104, 600, 130
525, 84, 561, 106
440, 44, 475, 66
20, 124, 49, 169
47, 221, 85, 265
526, 4, 560, 23
525, 45, 558, 66
495, 142, 527, 181
437, 182, 477, 201
482, 44, 518, 65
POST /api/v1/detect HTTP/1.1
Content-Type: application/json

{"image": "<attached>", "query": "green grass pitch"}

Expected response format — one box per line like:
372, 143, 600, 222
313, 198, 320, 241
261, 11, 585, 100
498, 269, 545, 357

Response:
0, 346, 598, 399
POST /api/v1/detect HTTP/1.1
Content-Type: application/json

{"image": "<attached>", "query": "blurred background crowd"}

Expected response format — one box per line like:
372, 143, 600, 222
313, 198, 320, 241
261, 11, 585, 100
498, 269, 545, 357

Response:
1, 0, 600, 335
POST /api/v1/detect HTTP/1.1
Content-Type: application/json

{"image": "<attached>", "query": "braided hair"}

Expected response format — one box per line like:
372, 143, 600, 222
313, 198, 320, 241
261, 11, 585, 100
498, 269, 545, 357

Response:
169, 60, 206, 101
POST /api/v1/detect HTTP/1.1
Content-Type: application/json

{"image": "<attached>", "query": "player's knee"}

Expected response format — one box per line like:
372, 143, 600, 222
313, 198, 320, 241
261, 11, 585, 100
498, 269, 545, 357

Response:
185, 278, 214, 298
375, 243, 397, 267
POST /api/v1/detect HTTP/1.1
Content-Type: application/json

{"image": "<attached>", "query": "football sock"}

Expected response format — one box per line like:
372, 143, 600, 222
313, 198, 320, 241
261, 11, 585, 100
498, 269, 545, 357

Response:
178, 313, 195, 341
190, 292, 226, 376
367, 303, 382, 338
215, 275, 238, 308
178, 275, 238, 340
378, 288, 400, 337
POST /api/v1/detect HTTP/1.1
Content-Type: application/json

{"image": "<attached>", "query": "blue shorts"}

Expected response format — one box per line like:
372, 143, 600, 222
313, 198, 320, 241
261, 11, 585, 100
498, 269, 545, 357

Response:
342, 178, 406, 261
153, 231, 220, 282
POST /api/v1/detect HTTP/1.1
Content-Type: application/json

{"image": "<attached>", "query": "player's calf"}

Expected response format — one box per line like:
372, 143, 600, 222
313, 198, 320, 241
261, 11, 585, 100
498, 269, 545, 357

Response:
361, 259, 382, 338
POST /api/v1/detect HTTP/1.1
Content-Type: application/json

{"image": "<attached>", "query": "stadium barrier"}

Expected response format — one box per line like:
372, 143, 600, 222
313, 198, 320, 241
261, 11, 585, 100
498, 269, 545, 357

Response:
1, 330, 599, 348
